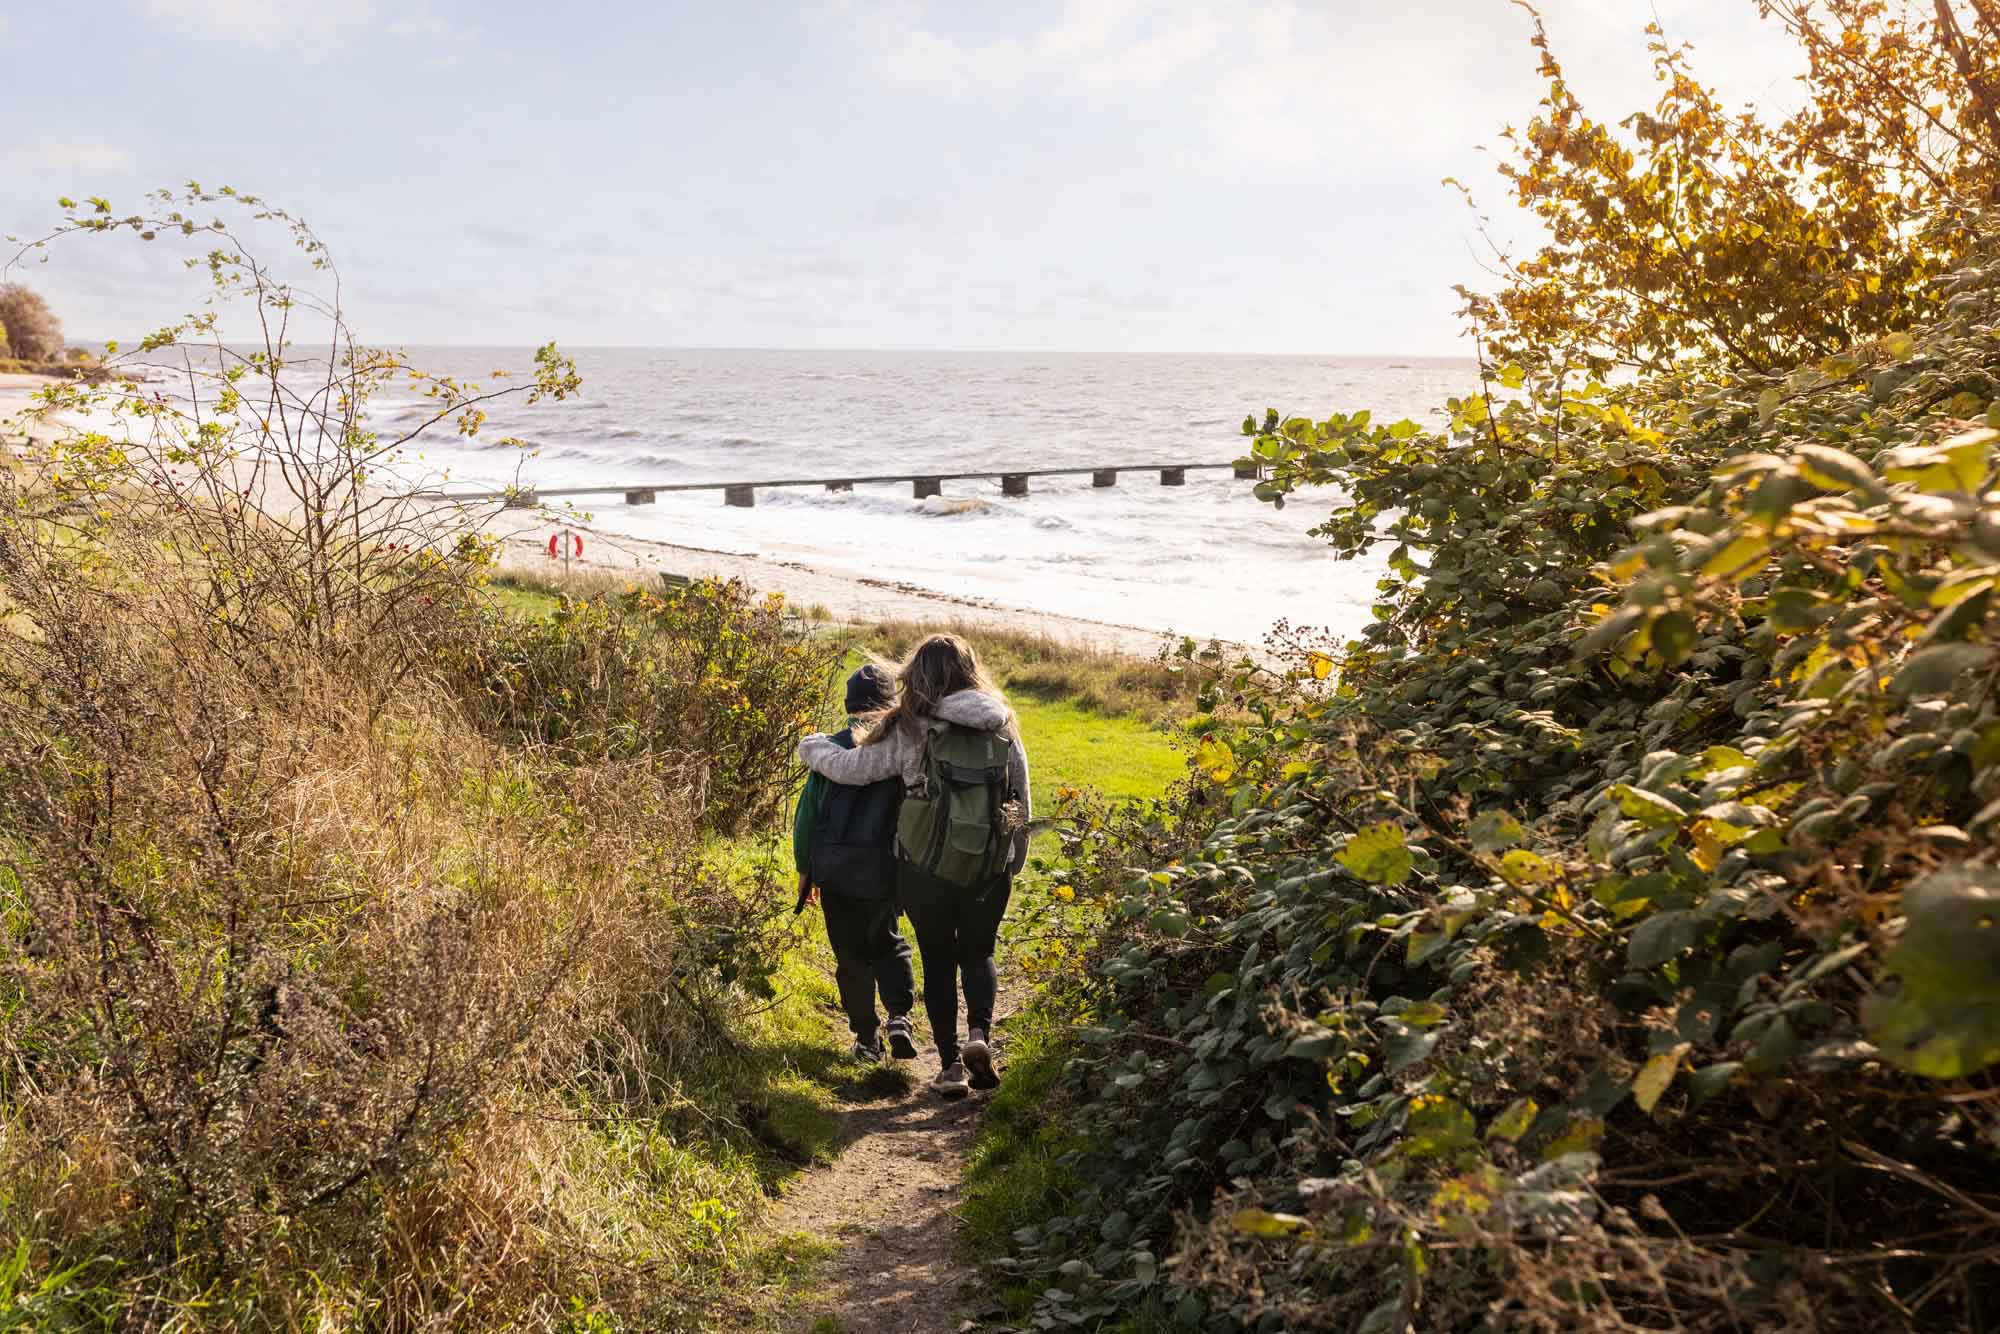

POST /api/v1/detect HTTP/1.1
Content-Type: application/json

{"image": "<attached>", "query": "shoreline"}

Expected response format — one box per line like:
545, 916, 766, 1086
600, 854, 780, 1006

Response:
471, 502, 1192, 659
2, 374, 1197, 661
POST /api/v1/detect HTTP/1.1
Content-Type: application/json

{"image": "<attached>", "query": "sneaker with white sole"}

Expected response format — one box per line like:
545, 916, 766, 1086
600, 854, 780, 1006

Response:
962, 1032, 999, 1090
885, 1015, 918, 1061
933, 1060, 971, 1099
850, 1036, 883, 1062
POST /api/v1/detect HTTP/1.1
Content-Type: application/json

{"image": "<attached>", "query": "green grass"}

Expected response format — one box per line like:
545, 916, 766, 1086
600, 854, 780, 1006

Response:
958, 1009, 1079, 1262
1015, 694, 1184, 810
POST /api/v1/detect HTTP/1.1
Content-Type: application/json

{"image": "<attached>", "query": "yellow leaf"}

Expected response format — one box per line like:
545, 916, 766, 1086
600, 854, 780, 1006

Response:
1194, 736, 1236, 783
1308, 652, 1334, 680
1633, 1043, 1692, 1113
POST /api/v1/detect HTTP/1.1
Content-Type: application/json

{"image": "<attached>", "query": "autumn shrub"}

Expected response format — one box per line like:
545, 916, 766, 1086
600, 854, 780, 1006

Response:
0, 190, 813, 1327
448, 578, 839, 834
0, 487, 806, 1322
0, 284, 62, 363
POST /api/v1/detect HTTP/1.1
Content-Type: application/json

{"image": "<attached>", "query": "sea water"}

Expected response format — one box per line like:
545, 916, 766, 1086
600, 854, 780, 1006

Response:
366, 349, 1476, 645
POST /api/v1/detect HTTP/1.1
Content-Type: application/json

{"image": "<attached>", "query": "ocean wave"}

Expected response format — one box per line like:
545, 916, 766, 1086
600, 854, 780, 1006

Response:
918, 495, 990, 517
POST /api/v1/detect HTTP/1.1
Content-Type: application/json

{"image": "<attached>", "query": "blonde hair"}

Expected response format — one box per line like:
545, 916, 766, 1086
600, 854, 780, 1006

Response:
859, 632, 1009, 745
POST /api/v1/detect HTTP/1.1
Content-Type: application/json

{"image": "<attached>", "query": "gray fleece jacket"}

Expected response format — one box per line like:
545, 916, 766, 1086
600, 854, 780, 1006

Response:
796, 689, 1032, 877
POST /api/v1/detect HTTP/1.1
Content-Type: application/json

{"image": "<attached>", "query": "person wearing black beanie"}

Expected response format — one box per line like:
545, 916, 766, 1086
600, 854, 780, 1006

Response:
793, 664, 918, 1061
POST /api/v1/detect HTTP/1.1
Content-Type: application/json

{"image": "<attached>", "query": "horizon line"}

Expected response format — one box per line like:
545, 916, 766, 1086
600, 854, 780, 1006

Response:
85, 339, 1480, 360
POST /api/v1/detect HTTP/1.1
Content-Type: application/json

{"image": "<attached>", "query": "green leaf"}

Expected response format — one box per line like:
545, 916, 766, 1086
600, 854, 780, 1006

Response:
1700, 534, 1772, 581
1499, 848, 1558, 886
1404, 1095, 1476, 1158
1576, 604, 1645, 657
1863, 867, 2000, 1078
1541, 1114, 1606, 1160
1793, 444, 1885, 498
1469, 808, 1526, 853
1486, 1097, 1538, 1143
1629, 909, 1699, 969
1232, 1208, 1312, 1239
1892, 643, 1996, 698
1338, 822, 1413, 886
1611, 784, 1689, 828
1650, 610, 1696, 665
1687, 1061, 1741, 1108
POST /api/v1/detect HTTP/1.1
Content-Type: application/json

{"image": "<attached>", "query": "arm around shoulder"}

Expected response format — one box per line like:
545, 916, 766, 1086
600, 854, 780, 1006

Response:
798, 733, 903, 786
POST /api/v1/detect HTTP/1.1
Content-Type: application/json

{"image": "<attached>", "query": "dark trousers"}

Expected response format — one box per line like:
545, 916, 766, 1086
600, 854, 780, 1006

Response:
820, 891, 915, 1041
898, 864, 1013, 1065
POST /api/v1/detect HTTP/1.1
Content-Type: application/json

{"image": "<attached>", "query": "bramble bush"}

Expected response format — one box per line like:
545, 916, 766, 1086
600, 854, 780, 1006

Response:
999, 259, 2000, 1329
986, 7, 2000, 1322
447, 577, 839, 834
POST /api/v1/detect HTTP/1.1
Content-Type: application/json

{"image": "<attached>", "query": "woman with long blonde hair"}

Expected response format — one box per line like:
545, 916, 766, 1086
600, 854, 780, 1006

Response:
797, 633, 1031, 1098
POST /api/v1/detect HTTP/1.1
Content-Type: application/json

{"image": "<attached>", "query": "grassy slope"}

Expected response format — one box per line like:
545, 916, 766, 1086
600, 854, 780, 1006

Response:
483, 574, 1189, 1327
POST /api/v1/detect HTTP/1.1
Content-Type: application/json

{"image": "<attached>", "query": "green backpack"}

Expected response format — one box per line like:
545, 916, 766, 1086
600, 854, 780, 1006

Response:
898, 721, 1020, 889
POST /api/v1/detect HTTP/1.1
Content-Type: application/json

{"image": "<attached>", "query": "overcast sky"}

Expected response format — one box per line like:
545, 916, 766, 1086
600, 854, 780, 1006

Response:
2, 1, 1803, 354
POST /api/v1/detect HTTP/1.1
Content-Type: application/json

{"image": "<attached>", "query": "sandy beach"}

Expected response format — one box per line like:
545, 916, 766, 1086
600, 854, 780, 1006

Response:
0, 374, 1187, 660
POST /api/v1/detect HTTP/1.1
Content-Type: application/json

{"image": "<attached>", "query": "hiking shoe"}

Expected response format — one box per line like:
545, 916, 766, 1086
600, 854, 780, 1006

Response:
962, 1034, 1000, 1090
885, 1015, 919, 1061
850, 1036, 883, 1062
933, 1061, 970, 1099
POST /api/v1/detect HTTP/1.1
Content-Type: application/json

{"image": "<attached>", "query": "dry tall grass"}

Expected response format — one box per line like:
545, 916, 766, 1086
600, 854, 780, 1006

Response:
0, 193, 838, 1328
0, 498, 798, 1326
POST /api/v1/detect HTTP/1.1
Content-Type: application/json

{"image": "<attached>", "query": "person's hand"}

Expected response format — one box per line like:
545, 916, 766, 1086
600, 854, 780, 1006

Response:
798, 871, 819, 908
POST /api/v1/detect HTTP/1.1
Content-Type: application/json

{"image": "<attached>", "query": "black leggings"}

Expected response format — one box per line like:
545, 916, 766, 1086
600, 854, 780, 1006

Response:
819, 891, 915, 1041
898, 864, 1013, 1065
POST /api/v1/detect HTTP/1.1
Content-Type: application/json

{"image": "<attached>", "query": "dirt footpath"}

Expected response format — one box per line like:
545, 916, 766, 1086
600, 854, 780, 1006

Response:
766, 1062, 987, 1334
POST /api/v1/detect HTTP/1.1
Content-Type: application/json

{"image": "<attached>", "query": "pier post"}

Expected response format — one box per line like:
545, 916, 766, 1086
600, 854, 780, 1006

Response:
1092, 469, 1118, 488
1001, 473, 1029, 497
913, 477, 942, 499
724, 484, 756, 508
825, 481, 853, 492
1233, 462, 1263, 480
624, 488, 658, 505
503, 490, 539, 510
1159, 467, 1186, 487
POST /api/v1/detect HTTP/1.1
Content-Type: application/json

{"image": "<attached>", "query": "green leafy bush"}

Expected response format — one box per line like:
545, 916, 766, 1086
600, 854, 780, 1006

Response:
996, 235, 2000, 1331
449, 578, 840, 833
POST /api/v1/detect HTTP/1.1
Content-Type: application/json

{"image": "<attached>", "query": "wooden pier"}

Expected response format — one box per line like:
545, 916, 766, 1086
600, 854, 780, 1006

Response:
451, 461, 1263, 510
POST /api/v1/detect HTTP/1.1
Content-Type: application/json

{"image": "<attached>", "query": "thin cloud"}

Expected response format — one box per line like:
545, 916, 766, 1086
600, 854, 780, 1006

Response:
4, 142, 133, 172
857, 1, 1804, 169
138, 0, 471, 48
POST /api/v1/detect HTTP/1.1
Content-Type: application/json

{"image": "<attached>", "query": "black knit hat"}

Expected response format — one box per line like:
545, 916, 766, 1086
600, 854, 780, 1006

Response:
845, 664, 893, 714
